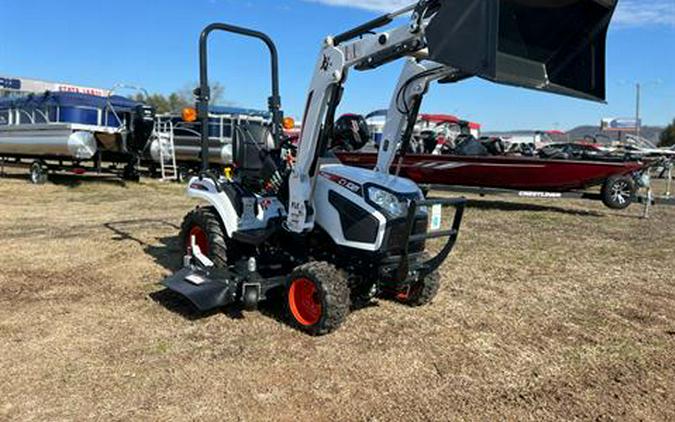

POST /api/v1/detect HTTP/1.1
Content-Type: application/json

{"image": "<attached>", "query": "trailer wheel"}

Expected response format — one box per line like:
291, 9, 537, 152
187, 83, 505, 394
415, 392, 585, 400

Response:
148, 164, 158, 178
177, 167, 190, 183
29, 162, 47, 185
395, 270, 441, 307
122, 164, 140, 182
287, 262, 350, 335
601, 175, 636, 210
179, 206, 239, 267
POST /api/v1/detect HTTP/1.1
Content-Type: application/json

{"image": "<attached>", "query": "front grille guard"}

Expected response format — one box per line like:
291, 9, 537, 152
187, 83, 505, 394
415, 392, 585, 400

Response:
384, 197, 466, 283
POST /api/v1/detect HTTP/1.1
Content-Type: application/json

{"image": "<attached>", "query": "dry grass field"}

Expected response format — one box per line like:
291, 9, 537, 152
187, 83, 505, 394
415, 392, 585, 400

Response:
0, 171, 673, 421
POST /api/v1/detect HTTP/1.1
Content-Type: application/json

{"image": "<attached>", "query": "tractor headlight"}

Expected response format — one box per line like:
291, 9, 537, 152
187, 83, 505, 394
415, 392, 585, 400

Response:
367, 186, 406, 218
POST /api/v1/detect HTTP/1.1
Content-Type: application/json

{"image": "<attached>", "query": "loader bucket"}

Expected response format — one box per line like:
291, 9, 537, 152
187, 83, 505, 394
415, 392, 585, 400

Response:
426, 0, 617, 102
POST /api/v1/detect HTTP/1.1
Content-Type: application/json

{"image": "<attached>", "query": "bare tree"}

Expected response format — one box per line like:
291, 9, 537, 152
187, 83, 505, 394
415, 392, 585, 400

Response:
134, 82, 228, 114
660, 118, 675, 147
177, 82, 226, 106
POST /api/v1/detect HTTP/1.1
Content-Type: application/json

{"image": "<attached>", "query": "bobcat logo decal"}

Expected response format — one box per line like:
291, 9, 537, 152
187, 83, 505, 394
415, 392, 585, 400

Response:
320, 54, 332, 72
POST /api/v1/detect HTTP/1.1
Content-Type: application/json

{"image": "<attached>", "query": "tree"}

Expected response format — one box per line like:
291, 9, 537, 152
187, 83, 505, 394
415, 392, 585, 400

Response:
177, 82, 225, 106
659, 119, 675, 147
134, 82, 226, 114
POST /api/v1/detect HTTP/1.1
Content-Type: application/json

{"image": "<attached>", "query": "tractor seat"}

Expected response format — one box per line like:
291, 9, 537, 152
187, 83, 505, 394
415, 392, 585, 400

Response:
233, 120, 280, 189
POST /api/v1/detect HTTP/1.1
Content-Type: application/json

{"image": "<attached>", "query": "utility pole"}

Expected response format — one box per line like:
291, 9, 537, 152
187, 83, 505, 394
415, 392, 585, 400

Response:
635, 83, 641, 139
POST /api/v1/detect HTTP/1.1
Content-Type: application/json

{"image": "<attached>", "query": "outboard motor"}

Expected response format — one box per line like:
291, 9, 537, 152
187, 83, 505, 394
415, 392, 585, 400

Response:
129, 104, 156, 153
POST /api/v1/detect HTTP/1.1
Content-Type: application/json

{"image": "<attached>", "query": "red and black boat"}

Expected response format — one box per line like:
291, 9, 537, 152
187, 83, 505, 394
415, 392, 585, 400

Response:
335, 151, 651, 210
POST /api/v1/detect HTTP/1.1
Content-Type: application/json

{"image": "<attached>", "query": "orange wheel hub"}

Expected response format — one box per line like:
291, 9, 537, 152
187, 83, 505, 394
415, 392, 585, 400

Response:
396, 283, 420, 302
396, 289, 411, 301
288, 278, 322, 326
186, 226, 209, 256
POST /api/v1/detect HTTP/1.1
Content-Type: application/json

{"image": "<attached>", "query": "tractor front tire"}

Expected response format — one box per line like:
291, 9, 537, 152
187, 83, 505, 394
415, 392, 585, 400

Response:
179, 206, 232, 267
395, 270, 441, 307
286, 262, 350, 336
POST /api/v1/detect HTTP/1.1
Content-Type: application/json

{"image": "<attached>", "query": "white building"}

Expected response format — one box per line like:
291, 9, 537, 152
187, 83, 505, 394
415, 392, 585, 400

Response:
0, 75, 110, 98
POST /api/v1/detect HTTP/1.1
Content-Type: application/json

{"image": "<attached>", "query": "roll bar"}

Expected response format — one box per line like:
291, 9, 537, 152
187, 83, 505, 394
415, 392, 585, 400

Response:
196, 23, 283, 172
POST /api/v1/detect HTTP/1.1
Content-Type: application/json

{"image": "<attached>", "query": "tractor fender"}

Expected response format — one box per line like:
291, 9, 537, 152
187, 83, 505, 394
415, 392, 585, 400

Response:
185, 176, 239, 238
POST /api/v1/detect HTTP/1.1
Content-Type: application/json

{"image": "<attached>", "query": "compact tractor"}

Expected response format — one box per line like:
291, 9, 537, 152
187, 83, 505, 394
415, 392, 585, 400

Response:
162, 0, 618, 335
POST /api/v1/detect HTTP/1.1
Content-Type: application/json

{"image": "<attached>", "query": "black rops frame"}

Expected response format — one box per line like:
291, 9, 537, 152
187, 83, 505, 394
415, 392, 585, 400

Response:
196, 23, 284, 173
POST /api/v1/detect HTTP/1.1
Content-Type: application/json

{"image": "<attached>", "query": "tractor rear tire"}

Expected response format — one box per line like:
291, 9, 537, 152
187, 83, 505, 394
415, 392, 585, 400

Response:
179, 206, 233, 268
286, 262, 350, 336
601, 175, 636, 210
395, 270, 441, 307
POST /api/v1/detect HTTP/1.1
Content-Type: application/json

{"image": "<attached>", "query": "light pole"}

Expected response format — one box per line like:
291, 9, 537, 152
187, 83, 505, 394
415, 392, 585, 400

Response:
635, 83, 641, 139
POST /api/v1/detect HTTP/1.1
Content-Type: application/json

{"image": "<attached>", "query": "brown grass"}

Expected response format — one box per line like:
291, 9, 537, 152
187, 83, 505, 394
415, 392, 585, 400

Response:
0, 170, 673, 421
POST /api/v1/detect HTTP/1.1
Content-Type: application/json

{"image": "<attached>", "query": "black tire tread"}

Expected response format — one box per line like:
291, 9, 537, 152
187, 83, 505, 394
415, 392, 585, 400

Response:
179, 206, 231, 267
402, 270, 441, 307
288, 261, 350, 336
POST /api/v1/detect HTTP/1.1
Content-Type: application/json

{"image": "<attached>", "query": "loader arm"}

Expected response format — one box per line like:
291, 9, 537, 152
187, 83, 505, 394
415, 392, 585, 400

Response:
286, 4, 434, 233
374, 60, 459, 174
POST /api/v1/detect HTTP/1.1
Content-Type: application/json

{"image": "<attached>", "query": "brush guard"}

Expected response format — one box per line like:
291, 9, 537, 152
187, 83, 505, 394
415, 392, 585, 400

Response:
381, 197, 466, 285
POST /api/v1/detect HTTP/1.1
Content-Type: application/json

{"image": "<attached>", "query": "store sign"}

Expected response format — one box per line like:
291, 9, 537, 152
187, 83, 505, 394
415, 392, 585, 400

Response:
56, 84, 108, 97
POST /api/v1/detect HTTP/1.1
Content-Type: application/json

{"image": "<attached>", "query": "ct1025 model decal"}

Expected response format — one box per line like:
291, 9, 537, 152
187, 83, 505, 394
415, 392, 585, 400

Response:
319, 171, 363, 195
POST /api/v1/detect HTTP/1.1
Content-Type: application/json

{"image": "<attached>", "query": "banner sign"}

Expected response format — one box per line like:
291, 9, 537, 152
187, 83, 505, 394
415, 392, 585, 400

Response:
601, 118, 641, 131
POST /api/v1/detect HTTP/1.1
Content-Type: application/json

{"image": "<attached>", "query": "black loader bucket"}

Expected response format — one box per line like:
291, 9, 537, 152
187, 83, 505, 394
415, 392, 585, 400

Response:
426, 0, 618, 102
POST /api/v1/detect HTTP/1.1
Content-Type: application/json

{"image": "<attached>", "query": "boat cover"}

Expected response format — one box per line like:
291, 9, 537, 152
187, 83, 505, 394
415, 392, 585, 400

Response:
209, 105, 270, 118
0, 92, 144, 128
0, 91, 140, 112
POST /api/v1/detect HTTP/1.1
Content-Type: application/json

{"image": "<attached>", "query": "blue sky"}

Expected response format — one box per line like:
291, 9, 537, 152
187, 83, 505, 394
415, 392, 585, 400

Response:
1, 0, 673, 131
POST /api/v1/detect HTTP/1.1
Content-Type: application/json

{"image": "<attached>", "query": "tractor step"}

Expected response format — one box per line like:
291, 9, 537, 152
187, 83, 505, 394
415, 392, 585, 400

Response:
161, 267, 236, 311
232, 226, 277, 246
